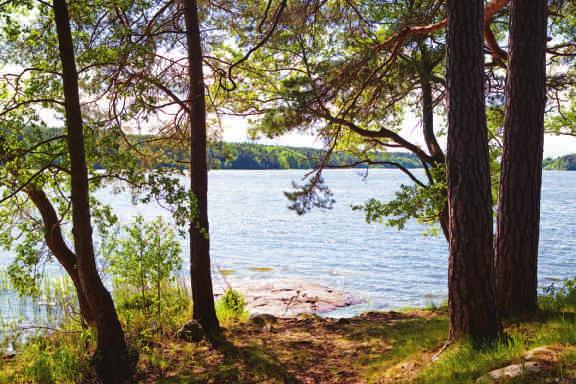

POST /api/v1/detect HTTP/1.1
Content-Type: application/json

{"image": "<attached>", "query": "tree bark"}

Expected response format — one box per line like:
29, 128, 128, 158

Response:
182, 0, 220, 335
52, 1, 132, 382
420, 68, 444, 165
495, 0, 547, 317
418, 48, 448, 242
445, 0, 501, 343
25, 186, 95, 326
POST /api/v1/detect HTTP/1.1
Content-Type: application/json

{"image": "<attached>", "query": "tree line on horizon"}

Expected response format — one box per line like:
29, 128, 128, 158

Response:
544, 154, 576, 170
152, 141, 423, 170
0, 0, 575, 383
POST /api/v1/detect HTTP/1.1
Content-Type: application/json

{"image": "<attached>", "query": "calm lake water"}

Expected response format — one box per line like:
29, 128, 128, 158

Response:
1, 169, 575, 319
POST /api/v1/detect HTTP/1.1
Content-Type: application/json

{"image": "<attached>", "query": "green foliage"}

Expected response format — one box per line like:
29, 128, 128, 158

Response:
1, 330, 92, 384
137, 139, 422, 170
6, 229, 46, 298
353, 164, 446, 235
215, 289, 248, 325
103, 216, 183, 320
540, 277, 576, 313
285, 175, 336, 215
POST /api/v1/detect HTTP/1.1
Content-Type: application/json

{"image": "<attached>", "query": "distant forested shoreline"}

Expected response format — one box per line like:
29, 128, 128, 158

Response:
208, 142, 422, 170
543, 154, 576, 170
133, 139, 423, 170
158, 142, 576, 171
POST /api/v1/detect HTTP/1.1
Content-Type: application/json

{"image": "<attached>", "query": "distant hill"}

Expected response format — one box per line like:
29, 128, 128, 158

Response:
207, 142, 422, 170
18, 128, 422, 170
543, 154, 576, 170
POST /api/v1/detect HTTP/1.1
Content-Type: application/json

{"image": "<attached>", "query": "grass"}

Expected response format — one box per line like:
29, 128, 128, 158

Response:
0, 277, 575, 383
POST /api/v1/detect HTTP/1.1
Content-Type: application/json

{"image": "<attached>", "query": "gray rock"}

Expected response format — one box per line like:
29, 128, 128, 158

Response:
524, 346, 560, 363
476, 361, 543, 383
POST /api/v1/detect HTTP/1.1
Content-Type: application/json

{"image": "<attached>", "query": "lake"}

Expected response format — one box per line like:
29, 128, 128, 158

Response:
0, 169, 575, 319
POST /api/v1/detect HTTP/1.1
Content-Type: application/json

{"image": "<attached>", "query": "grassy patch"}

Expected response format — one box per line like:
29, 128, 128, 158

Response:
415, 316, 576, 384
1, 306, 575, 383
1, 277, 575, 383
0, 329, 93, 384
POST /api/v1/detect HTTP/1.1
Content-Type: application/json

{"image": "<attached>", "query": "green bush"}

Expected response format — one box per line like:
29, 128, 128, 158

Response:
5, 331, 92, 384
103, 215, 184, 330
215, 289, 248, 325
540, 277, 576, 313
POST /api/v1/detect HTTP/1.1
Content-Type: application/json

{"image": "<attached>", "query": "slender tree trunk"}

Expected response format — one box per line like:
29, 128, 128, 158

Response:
25, 186, 95, 326
495, 0, 547, 317
182, 0, 220, 334
438, 205, 449, 242
419, 53, 448, 242
445, 0, 501, 343
52, 1, 132, 382
420, 71, 444, 166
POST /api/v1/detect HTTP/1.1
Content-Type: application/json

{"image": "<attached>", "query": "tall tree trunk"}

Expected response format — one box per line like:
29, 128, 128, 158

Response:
495, 0, 547, 317
445, 0, 501, 343
52, 1, 132, 382
182, 0, 220, 335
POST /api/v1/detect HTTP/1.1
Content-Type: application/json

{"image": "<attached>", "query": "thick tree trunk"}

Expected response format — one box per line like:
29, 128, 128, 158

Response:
52, 1, 132, 382
445, 0, 501, 343
182, 0, 220, 335
495, 0, 547, 317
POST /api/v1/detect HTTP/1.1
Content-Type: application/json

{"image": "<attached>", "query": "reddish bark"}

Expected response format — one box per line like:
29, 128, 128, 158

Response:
53, 0, 132, 382
182, 0, 220, 335
495, 0, 547, 317
445, 0, 501, 343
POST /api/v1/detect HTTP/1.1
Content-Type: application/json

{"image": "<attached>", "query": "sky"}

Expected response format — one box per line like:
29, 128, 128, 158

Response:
2, 63, 575, 158
219, 114, 576, 158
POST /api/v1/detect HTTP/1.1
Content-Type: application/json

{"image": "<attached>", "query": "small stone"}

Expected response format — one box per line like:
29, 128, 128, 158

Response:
476, 361, 543, 383
337, 318, 351, 325
249, 313, 277, 332
296, 313, 323, 322
175, 320, 204, 342
249, 313, 277, 324
524, 346, 561, 363
2, 352, 16, 361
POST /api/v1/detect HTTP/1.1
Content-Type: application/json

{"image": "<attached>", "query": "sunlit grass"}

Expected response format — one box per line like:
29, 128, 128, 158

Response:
0, 273, 574, 383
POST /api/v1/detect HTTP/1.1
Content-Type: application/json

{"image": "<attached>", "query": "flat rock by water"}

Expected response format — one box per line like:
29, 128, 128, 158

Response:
214, 278, 361, 316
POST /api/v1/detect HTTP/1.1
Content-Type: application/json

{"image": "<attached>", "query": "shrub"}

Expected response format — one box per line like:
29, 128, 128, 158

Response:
6, 331, 92, 384
540, 276, 576, 313
103, 215, 183, 328
215, 289, 248, 324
